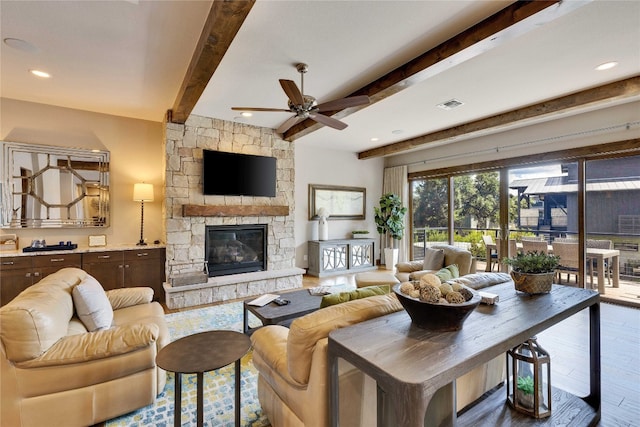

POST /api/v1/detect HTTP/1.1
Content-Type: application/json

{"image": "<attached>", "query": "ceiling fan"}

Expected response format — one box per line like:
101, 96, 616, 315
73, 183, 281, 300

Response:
232, 63, 370, 134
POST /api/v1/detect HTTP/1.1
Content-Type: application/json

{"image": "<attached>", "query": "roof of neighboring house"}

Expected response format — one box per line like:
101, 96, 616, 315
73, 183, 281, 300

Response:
510, 176, 640, 195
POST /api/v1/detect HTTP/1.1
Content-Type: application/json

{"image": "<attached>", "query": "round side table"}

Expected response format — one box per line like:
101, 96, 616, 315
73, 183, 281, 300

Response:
156, 330, 251, 427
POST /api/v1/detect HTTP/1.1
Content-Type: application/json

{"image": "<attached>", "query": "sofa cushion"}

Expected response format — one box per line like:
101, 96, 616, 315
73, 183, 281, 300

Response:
423, 248, 445, 270
72, 275, 113, 331
447, 272, 511, 290
287, 293, 402, 385
320, 285, 390, 308
0, 267, 86, 362
435, 264, 460, 283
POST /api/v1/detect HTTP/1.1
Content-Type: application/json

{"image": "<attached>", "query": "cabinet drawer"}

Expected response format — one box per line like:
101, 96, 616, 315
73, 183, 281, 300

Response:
124, 248, 164, 261
83, 251, 123, 264
33, 254, 82, 267
0, 256, 32, 270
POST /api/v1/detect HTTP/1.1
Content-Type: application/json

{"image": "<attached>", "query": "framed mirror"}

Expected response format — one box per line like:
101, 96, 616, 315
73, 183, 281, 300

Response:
309, 184, 366, 220
1, 141, 110, 228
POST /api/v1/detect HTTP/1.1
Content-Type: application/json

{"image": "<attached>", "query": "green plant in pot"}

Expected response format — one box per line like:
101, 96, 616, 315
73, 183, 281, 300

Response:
374, 193, 407, 270
504, 251, 560, 294
516, 375, 535, 408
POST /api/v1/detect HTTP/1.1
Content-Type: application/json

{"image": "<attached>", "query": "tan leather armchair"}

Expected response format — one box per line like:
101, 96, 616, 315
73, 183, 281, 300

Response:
0, 268, 169, 427
250, 292, 504, 427
396, 244, 477, 282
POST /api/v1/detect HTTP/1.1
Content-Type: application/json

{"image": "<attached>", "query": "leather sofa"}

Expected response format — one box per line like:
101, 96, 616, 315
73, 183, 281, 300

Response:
250, 291, 505, 427
395, 244, 477, 282
0, 267, 169, 427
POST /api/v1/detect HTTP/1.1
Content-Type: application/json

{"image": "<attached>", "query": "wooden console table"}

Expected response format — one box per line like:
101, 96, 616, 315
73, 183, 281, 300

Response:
328, 282, 601, 426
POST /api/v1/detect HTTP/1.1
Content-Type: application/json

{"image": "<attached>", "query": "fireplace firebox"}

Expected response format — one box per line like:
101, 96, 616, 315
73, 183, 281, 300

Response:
205, 224, 267, 277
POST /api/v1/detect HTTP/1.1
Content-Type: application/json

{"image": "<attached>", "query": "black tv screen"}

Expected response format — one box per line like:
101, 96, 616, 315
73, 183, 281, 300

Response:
203, 150, 277, 197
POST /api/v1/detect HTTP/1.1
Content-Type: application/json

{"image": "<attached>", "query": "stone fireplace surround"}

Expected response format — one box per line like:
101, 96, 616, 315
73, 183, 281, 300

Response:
162, 115, 304, 309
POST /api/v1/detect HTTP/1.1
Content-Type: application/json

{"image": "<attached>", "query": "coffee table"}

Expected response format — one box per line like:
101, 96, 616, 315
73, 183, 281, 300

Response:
156, 330, 250, 427
243, 288, 324, 334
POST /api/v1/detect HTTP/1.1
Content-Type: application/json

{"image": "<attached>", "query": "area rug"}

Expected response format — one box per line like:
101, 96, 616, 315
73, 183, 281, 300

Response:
106, 302, 270, 427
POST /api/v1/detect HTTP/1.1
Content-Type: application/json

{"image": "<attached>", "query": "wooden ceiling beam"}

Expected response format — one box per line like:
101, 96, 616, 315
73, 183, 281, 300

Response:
169, 0, 255, 124
358, 76, 640, 159
283, 0, 587, 142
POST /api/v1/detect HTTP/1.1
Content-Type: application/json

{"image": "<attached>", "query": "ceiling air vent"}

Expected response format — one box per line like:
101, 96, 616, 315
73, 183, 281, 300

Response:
436, 98, 464, 110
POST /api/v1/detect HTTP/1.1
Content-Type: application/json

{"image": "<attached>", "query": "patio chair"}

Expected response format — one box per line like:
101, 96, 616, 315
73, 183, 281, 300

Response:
522, 239, 549, 254
482, 235, 498, 271
552, 241, 581, 284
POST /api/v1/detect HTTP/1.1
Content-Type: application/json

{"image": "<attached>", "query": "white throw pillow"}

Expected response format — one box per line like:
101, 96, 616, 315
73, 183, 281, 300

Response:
423, 248, 445, 270
72, 275, 113, 331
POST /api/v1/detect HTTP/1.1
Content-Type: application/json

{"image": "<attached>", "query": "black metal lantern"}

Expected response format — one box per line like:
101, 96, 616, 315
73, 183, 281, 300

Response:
506, 336, 551, 418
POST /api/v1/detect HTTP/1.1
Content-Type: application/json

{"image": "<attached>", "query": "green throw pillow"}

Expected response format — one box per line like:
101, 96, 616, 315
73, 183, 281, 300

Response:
435, 264, 460, 283
320, 285, 390, 308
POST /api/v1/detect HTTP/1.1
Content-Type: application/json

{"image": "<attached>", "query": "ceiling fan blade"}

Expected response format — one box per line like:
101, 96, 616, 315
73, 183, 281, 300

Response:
276, 115, 302, 134
309, 113, 348, 130
316, 95, 370, 112
279, 79, 304, 106
231, 107, 291, 112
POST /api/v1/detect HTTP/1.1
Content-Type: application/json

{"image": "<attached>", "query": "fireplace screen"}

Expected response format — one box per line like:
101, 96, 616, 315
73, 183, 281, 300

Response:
205, 224, 267, 277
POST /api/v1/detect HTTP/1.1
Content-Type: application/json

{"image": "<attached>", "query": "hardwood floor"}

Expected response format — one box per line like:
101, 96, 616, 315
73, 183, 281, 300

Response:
537, 301, 640, 427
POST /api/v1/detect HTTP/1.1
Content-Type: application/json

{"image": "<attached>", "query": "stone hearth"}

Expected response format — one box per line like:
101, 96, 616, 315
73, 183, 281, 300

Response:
163, 115, 302, 308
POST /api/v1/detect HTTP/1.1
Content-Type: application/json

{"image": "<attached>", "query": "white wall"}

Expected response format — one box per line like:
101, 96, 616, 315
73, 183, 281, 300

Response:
294, 144, 385, 268
386, 100, 640, 172
0, 98, 165, 248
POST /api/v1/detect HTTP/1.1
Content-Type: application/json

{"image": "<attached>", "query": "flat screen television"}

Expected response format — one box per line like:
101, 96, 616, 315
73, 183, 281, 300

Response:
202, 149, 277, 197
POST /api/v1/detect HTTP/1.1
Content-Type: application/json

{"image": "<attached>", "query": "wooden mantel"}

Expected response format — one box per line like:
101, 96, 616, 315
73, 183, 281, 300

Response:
182, 204, 289, 217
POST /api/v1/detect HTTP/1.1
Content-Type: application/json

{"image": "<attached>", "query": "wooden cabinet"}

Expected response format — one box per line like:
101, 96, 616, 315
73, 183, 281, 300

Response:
124, 248, 165, 300
82, 251, 125, 291
83, 248, 165, 301
0, 254, 81, 306
307, 239, 376, 277
1, 247, 166, 306
0, 256, 34, 305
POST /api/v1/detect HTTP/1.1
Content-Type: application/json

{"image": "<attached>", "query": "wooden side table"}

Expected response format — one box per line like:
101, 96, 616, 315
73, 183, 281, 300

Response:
156, 330, 251, 427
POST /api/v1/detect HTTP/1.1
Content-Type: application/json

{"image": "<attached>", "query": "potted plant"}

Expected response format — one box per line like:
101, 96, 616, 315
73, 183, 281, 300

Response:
516, 375, 535, 409
504, 251, 560, 294
374, 193, 407, 270
351, 230, 370, 239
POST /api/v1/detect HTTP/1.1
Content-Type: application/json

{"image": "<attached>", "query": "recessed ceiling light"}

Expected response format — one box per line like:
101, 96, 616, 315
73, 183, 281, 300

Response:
437, 98, 464, 110
241, 112, 253, 117
370, 137, 379, 142
29, 69, 51, 78
595, 61, 618, 71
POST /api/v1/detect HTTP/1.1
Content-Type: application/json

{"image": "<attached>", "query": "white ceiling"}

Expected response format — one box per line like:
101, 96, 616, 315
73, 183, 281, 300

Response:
2, 0, 639, 156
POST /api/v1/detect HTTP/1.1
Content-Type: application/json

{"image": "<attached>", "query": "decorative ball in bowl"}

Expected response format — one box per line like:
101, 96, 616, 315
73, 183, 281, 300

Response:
393, 279, 481, 331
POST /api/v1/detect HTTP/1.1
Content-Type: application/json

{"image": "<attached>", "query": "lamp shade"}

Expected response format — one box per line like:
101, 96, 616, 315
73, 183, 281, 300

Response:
133, 183, 154, 202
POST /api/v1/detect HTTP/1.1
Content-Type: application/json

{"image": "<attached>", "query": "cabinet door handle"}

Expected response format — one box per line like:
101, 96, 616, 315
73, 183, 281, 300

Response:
118, 265, 123, 269
125, 264, 130, 268
98, 255, 111, 259
2, 261, 14, 265
25, 272, 31, 277
33, 272, 40, 277
137, 253, 148, 257
50, 258, 65, 262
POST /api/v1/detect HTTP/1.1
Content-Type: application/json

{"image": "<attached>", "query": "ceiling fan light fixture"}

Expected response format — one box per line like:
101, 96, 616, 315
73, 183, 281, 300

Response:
240, 112, 253, 117
437, 98, 464, 110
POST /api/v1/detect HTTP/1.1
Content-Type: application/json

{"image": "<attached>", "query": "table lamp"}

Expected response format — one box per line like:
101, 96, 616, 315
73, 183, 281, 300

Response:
133, 183, 154, 246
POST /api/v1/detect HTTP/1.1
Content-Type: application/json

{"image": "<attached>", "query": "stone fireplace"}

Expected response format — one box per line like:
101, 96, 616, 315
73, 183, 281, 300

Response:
205, 224, 267, 277
162, 115, 304, 309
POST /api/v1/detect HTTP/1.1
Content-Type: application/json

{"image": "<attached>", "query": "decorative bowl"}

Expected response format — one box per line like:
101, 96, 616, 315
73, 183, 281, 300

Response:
393, 283, 481, 331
